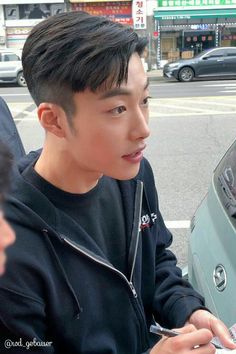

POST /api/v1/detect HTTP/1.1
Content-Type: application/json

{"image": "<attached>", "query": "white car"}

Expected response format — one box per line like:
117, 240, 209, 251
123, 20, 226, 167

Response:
0, 49, 26, 87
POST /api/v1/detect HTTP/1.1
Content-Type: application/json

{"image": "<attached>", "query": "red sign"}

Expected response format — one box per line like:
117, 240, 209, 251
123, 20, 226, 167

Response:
72, 2, 132, 25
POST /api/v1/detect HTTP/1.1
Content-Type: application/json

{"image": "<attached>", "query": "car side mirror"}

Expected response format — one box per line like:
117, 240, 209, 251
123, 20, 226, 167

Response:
202, 56, 209, 60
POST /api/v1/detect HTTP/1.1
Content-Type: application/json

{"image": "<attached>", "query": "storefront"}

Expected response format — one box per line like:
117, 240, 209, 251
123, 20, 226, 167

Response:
70, 0, 133, 26
154, 1, 236, 64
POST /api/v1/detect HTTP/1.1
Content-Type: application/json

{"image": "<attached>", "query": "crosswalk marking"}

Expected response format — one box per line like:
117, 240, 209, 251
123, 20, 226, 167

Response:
149, 96, 236, 117
202, 83, 236, 94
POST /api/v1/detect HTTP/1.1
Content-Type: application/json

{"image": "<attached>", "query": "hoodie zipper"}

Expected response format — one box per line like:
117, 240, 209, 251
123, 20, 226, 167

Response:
129, 180, 143, 282
61, 180, 143, 299
61, 180, 149, 348
62, 236, 138, 298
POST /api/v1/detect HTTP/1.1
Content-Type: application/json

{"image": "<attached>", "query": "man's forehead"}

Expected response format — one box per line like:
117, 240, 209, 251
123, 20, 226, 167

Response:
98, 77, 149, 99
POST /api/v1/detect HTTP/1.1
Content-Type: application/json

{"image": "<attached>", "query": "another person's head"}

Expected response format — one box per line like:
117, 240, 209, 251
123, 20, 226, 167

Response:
0, 141, 15, 275
22, 12, 150, 182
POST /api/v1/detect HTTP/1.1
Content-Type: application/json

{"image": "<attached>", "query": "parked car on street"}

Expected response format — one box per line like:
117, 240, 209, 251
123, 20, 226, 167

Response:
163, 47, 236, 82
0, 49, 26, 87
184, 138, 236, 328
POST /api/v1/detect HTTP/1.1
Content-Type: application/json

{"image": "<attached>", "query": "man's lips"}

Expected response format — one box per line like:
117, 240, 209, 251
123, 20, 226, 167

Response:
122, 145, 146, 158
121, 145, 146, 164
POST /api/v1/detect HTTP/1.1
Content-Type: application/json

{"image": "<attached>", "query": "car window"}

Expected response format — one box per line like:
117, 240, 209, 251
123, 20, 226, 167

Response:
0, 54, 2, 62
226, 48, 236, 57
195, 49, 213, 58
3, 53, 20, 62
214, 140, 236, 221
205, 49, 226, 58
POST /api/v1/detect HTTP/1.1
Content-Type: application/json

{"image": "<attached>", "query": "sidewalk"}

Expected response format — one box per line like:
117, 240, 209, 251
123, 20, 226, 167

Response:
147, 69, 164, 81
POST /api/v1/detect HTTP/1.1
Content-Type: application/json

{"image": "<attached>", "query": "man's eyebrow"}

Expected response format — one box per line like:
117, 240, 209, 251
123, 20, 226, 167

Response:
99, 78, 150, 100
99, 88, 132, 99
145, 78, 150, 90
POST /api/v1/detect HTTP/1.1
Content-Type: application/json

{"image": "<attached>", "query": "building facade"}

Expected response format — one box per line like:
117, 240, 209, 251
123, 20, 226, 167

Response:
154, 0, 236, 65
0, 0, 65, 48
0, 0, 158, 69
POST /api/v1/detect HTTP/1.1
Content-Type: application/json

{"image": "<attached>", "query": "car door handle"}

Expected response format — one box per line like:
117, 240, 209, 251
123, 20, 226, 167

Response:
217, 59, 224, 62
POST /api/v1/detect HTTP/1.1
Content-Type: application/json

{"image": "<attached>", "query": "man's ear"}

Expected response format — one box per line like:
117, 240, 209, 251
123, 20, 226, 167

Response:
37, 103, 67, 138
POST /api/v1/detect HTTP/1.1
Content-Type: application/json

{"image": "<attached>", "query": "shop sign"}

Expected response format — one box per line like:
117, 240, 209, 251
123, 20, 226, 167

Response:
6, 26, 32, 48
0, 0, 64, 3
161, 14, 191, 18
6, 27, 31, 35
158, 0, 236, 7
132, 0, 147, 29
154, 8, 236, 19
190, 24, 209, 29
72, 2, 132, 25
223, 34, 236, 39
70, 0, 129, 2
4, 4, 65, 20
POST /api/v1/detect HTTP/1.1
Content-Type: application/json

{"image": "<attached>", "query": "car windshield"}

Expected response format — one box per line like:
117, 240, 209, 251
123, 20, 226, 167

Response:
215, 140, 236, 218
194, 48, 214, 58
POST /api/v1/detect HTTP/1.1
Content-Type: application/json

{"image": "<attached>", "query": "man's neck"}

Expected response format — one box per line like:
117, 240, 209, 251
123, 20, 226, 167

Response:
34, 149, 101, 194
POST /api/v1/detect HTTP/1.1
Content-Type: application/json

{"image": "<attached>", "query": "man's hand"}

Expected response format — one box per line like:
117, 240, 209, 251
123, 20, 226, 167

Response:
150, 324, 215, 353
188, 309, 236, 350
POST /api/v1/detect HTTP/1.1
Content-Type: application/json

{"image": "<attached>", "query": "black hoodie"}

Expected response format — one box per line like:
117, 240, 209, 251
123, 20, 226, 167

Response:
0, 153, 206, 353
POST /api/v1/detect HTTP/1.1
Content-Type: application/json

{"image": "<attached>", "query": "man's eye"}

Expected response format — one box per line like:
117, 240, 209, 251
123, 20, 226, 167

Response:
110, 106, 126, 115
142, 96, 151, 107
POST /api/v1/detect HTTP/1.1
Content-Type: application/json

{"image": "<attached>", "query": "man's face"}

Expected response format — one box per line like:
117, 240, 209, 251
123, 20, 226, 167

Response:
65, 53, 150, 181
0, 209, 15, 275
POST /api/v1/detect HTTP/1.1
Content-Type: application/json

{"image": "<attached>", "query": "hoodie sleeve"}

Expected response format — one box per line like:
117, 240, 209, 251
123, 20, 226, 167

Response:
140, 158, 207, 328
0, 221, 55, 353
0, 287, 54, 353
0, 213, 82, 354
152, 207, 207, 328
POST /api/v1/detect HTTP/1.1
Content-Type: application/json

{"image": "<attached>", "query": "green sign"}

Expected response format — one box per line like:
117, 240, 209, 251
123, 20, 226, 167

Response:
158, 0, 236, 6
154, 7, 236, 18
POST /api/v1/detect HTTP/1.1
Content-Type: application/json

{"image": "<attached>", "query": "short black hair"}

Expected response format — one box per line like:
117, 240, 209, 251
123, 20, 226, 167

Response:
22, 11, 148, 119
0, 141, 13, 200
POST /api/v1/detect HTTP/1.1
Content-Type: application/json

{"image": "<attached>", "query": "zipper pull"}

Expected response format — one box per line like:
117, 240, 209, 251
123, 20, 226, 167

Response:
129, 282, 138, 298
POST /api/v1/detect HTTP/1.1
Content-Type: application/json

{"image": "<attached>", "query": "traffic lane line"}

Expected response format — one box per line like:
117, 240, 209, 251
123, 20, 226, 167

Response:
150, 97, 236, 108
0, 93, 31, 96
165, 220, 190, 229
149, 111, 236, 117
203, 83, 236, 87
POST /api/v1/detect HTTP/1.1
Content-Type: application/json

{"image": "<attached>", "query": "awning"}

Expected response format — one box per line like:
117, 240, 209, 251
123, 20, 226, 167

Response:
154, 8, 236, 19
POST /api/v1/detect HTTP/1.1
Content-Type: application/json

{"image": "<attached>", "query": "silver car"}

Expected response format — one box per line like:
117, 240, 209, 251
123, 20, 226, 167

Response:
0, 49, 26, 87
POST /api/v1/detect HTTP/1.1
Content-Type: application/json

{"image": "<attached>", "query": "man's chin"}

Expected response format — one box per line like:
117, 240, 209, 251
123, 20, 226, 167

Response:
114, 165, 141, 181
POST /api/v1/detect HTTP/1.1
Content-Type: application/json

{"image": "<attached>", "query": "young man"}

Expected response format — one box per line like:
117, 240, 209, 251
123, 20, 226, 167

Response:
0, 12, 234, 354
0, 140, 15, 275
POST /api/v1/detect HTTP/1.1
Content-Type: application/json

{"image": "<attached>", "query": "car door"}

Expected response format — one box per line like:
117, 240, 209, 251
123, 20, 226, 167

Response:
196, 48, 227, 77
224, 48, 236, 75
188, 139, 236, 327
0, 52, 21, 79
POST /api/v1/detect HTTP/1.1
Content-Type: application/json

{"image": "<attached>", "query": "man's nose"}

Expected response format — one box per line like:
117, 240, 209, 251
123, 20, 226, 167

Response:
130, 108, 150, 140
